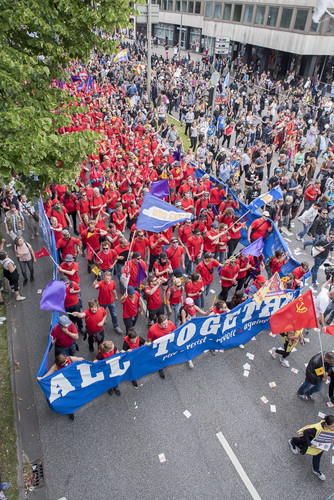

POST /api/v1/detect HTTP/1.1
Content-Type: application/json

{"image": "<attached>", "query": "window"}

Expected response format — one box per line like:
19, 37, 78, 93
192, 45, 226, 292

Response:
267, 6, 278, 26
195, 1, 201, 13
243, 5, 253, 23
188, 0, 194, 13
254, 6, 266, 25
294, 9, 308, 30
176, 0, 180, 11
182, 1, 187, 12
223, 3, 232, 20
168, 0, 173, 10
233, 4, 242, 22
280, 8, 292, 28
310, 19, 321, 32
327, 17, 334, 33
214, 2, 222, 19
205, 1, 212, 17
163, 0, 167, 9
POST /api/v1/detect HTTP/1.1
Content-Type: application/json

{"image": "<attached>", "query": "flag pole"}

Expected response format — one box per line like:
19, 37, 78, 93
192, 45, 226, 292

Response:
86, 242, 103, 263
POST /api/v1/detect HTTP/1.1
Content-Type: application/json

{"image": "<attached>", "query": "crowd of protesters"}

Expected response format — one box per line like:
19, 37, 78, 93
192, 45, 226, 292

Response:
1, 38, 334, 437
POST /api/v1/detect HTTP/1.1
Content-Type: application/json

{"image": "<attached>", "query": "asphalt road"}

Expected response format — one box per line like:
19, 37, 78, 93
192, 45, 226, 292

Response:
7, 210, 334, 500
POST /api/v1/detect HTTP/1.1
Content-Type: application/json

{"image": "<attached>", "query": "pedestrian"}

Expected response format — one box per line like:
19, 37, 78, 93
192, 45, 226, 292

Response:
288, 414, 334, 481
219, 256, 240, 302
93, 271, 123, 334
165, 237, 185, 278
147, 314, 176, 378
19, 194, 39, 239
14, 236, 35, 285
4, 204, 24, 241
166, 277, 184, 327
51, 315, 79, 357
247, 211, 273, 243
310, 231, 334, 289
0, 248, 25, 301
120, 286, 144, 332
93, 341, 121, 395
122, 328, 147, 388
297, 351, 334, 401
72, 298, 107, 352
270, 329, 304, 367
314, 279, 334, 332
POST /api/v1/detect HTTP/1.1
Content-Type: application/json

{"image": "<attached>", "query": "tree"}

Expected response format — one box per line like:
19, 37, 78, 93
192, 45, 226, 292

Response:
0, 0, 134, 195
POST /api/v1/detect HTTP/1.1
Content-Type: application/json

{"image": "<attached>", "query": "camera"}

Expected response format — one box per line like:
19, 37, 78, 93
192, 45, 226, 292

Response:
323, 263, 334, 281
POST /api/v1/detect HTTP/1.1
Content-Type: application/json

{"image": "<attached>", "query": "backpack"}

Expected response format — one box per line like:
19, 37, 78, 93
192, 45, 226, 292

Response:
265, 256, 274, 271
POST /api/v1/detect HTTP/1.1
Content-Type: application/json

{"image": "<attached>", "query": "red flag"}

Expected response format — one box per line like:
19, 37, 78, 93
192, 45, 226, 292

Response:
269, 290, 318, 334
325, 325, 334, 336
35, 246, 50, 259
86, 244, 94, 261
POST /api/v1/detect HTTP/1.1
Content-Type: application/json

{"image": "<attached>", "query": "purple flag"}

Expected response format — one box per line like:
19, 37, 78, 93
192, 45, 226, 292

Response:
77, 80, 84, 91
150, 180, 170, 199
211, 204, 218, 216
136, 261, 147, 287
71, 74, 81, 83
85, 75, 93, 93
40, 281, 66, 313
241, 237, 264, 257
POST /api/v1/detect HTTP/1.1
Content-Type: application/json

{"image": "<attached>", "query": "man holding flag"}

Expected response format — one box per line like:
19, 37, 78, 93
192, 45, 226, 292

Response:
248, 211, 273, 243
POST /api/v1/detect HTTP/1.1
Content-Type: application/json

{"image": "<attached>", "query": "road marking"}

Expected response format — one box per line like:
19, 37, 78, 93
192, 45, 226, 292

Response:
216, 431, 262, 500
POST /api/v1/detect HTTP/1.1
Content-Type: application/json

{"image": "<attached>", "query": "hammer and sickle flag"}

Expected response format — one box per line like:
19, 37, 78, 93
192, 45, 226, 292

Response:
269, 290, 318, 335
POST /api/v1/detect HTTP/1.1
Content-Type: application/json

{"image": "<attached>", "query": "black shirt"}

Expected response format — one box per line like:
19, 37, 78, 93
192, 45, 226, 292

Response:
315, 237, 334, 259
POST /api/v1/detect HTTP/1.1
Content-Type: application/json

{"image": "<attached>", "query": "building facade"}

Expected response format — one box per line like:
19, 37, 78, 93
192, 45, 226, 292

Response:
148, 0, 334, 80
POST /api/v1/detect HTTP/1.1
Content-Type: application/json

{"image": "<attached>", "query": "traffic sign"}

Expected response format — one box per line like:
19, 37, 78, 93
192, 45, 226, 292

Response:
216, 36, 231, 42
207, 124, 215, 136
215, 49, 229, 55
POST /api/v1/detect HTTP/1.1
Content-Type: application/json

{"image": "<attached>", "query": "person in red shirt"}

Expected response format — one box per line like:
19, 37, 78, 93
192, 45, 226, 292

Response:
72, 298, 107, 352
131, 230, 149, 262
185, 229, 204, 274
93, 271, 122, 333
113, 237, 130, 286
121, 188, 135, 210
51, 315, 79, 358
248, 211, 273, 243
48, 200, 72, 229
76, 192, 91, 222
219, 256, 240, 302
177, 219, 193, 246
166, 238, 185, 278
58, 253, 80, 283
148, 232, 169, 272
153, 253, 173, 297
236, 254, 253, 291
196, 252, 220, 306
303, 180, 321, 212
50, 216, 63, 246
56, 229, 81, 261
94, 341, 121, 395
216, 223, 229, 264
60, 191, 79, 234
120, 286, 144, 331
212, 300, 230, 315
144, 275, 165, 324
185, 272, 205, 308
112, 202, 127, 233
166, 277, 184, 327
103, 184, 120, 215
178, 176, 194, 198
180, 191, 194, 213
121, 252, 148, 288
210, 183, 226, 209
147, 314, 176, 378
80, 220, 107, 273
64, 278, 84, 333
203, 222, 225, 258
122, 328, 147, 388
268, 250, 289, 278
96, 241, 115, 273
90, 187, 106, 216
292, 261, 309, 287
228, 220, 246, 257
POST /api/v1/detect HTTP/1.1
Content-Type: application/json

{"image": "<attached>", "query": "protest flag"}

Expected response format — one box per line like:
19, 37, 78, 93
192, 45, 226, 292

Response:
40, 281, 66, 313
253, 272, 287, 306
91, 266, 100, 276
325, 325, 334, 336
137, 261, 147, 287
35, 246, 50, 259
241, 237, 264, 257
114, 49, 128, 63
85, 75, 93, 93
211, 204, 218, 216
150, 180, 170, 199
269, 290, 318, 334
248, 186, 283, 214
136, 64, 142, 76
136, 193, 194, 232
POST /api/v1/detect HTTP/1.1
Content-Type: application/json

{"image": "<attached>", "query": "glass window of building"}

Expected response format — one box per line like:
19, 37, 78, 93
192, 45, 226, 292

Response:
280, 8, 292, 28
310, 18, 322, 32
254, 5, 266, 25
294, 9, 308, 30
188, 0, 194, 13
327, 17, 334, 33
243, 5, 253, 23
233, 4, 242, 22
205, 2, 213, 17
176, 0, 180, 10
168, 0, 173, 10
182, 0, 187, 12
163, 0, 167, 9
195, 1, 201, 13
267, 6, 278, 26
223, 3, 232, 20
214, 2, 222, 19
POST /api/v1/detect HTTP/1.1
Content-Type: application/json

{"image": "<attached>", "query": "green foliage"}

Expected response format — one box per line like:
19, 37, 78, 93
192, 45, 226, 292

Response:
0, 0, 135, 196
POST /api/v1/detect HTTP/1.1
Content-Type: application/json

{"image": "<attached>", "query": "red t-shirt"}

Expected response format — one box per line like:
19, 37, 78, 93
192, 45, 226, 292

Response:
96, 249, 115, 270
220, 264, 240, 287
292, 266, 306, 281
210, 187, 225, 205
186, 235, 203, 261
186, 279, 204, 299
270, 258, 284, 275
127, 260, 148, 287
203, 230, 219, 253
249, 218, 271, 239
122, 292, 140, 318
59, 261, 80, 283
147, 321, 176, 341
76, 198, 91, 215
56, 237, 80, 259
65, 281, 80, 307
166, 245, 184, 269
83, 307, 107, 333
149, 235, 164, 256
132, 237, 149, 259
96, 280, 116, 305
196, 259, 220, 285
144, 286, 162, 310
167, 287, 183, 305
51, 323, 77, 347
178, 225, 192, 244
81, 228, 100, 251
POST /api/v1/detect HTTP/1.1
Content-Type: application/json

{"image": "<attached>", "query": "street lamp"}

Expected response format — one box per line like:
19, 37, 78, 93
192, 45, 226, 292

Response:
210, 71, 220, 125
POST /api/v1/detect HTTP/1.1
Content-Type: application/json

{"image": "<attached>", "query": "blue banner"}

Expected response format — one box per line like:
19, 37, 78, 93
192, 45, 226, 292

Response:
37, 292, 298, 414
136, 193, 194, 232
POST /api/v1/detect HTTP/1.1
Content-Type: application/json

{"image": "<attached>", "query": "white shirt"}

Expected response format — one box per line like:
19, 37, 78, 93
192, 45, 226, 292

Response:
314, 289, 331, 316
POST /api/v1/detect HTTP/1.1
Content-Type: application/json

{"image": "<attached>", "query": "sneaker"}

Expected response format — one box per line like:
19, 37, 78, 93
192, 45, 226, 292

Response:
16, 295, 26, 301
159, 369, 165, 379
238, 344, 245, 349
312, 470, 326, 481
68, 413, 75, 420
113, 387, 121, 396
114, 326, 123, 334
296, 235, 301, 241
30, 276, 34, 282
271, 348, 277, 359
288, 439, 299, 455
330, 396, 334, 404
89, 346, 94, 352
108, 388, 113, 395
132, 380, 139, 388
280, 358, 290, 367
0, 491, 7, 499
188, 360, 194, 369
297, 393, 308, 401
23, 278, 28, 286
1, 483, 11, 491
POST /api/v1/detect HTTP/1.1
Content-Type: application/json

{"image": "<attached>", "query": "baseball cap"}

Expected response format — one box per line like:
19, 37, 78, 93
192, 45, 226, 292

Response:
262, 211, 270, 217
132, 252, 141, 259
127, 286, 136, 295
58, 315, 72, 327
160, 252, 168, 260
194, 228, 201, 234
185, 297, 194, 306
64, 254, 74, 262
255, 274, 266, 283
211, 221, 218, 229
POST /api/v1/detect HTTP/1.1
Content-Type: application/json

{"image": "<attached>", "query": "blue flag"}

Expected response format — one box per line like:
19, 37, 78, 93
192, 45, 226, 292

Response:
241, 237, 264, 257
223, 72, 229, 89
85, 75, 93, 93
40, 281, 66, 313
136, 194, 194, 232
248, 186, 283, 214
150, 180, 170, 199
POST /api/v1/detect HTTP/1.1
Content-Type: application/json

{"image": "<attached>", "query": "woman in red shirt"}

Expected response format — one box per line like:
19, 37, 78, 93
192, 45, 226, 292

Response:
94, 341, 121, 395
166, 277, 184, 327
144, 275, 165, 325
228, 221, 246, 257
268, 250, 289, 279
120, 286, 144, 331
185, 273, 205, 308
72, 298, 107, 352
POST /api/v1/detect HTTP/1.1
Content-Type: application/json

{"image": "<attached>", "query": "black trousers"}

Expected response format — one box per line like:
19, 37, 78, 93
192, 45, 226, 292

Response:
18, 259, 34, 280
66, 303, 84, 331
